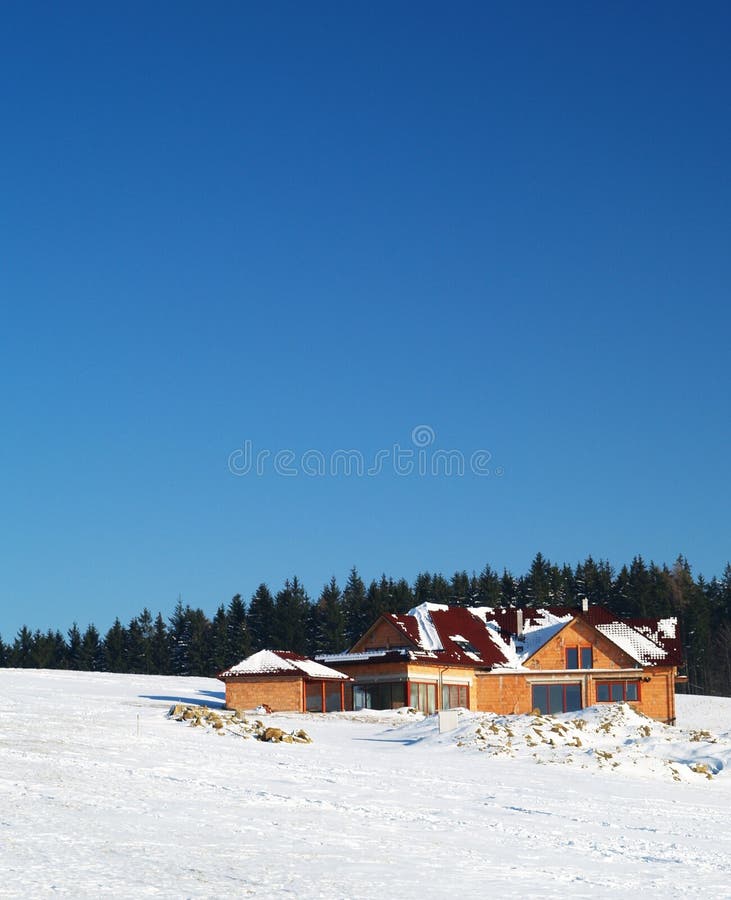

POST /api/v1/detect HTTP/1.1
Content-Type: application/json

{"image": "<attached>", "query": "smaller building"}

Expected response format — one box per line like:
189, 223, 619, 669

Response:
218, 649, 350, 713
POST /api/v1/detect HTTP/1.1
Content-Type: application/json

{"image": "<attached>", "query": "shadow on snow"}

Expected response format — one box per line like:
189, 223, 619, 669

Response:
139, 693, 225, 709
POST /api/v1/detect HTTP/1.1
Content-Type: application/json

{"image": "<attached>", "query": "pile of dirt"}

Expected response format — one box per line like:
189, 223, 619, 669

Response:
167, 704, 312, 744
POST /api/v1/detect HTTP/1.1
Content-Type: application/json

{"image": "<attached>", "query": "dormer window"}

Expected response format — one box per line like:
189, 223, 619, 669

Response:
451, 636, 479, 657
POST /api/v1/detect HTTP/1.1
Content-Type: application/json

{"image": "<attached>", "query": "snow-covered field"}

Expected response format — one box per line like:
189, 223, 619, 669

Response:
1, 670, 730, 898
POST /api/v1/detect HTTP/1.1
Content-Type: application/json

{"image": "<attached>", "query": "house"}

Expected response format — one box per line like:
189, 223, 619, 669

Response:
217, 649, 350, 713
318, 602, 683, 723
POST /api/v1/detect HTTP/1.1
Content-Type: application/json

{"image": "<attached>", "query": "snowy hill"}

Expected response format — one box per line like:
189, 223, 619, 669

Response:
1, 669, 730, 899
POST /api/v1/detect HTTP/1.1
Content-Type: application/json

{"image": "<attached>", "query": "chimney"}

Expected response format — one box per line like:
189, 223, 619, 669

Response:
515, 609, 524, 638
581, 597, 589, 613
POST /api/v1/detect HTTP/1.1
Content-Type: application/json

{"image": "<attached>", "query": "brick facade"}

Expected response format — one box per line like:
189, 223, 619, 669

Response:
337, 613, 679, 723
224, 675, 304, 712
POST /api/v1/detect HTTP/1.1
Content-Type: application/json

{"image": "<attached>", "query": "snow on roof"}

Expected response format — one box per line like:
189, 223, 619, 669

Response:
408, 602, 446, 651
486, 609, 574, 668
317, 649, 412, 664
328, 603, 678, 672
219, 649, 349, 680
595, 623, 667, 666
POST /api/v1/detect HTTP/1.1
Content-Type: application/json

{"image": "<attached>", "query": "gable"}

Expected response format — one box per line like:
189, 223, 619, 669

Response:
351, 616, 419, 653
527, 618, 639, 670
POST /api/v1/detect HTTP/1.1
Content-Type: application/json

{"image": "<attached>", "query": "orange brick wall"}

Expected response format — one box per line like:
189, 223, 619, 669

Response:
224, 676, 303, 712
476, 672, 532, 715
476, 667, 677, 722
528, 619, 636, 671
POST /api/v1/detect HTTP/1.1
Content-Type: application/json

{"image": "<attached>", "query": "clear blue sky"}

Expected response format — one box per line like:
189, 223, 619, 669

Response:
1, 1, 729, 638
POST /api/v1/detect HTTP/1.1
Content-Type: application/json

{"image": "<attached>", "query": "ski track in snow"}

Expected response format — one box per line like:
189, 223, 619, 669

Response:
0, 670, 729, 899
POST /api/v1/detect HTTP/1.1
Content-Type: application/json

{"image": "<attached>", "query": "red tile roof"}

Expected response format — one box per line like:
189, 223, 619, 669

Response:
344, 604, 681, 670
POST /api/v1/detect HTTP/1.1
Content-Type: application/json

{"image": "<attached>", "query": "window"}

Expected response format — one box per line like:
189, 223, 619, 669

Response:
353, 681, 406, 711
531, 683, 582, 715
596, 681, 640, 703
409, 682, 437, 714
565, 646, 593, 669
441, 684, 469, 709
305, 682, 323, 712
452, 637, 479, 656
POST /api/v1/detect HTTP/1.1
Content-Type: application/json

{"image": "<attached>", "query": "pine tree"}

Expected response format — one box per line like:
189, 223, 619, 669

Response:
500, 570, 517, 607
342, 567, 369, 646
525, 553, 552, 606
186, 607, 212, 676
126, 617, 146, 674
226, 594, 250, 664
104, 619, 127, 673
311, 577, 346, 654
248, 584, 276, 651
169, 601, 192, 676
450, 571, 472, 606
137, 608, 154, 674
80, 624, 104, 671
272, 577, 310, 654
12, 626, 34, 667
390, 578, 414, 614
474, 564, 501, 606
209, 604, 230, 672
67, 623, 83, 670
150, 613, 170, 675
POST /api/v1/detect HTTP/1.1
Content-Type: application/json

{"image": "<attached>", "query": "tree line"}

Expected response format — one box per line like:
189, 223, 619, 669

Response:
2, 554, 730, 695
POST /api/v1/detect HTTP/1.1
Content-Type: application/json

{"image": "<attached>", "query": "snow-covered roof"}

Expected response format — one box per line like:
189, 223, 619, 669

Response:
409, 602, 446, 651
318, 649, 413, 664
486, 610, 574, 669
595, 623, 668, 666
334, 603, 678, 672
219, 649, 349, 680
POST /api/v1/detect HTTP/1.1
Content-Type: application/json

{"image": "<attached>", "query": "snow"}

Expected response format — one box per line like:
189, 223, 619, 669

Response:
1, 668, 731, 898
408, 602, 445, 650
219, 649, 349, 679
596, 622, 667, 665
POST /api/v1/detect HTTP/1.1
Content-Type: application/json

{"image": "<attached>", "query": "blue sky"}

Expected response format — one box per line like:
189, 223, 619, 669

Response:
1, 2, 729, 638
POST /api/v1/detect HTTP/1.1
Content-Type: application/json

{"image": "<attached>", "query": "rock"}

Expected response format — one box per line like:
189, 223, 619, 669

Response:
263, 727, 285, 743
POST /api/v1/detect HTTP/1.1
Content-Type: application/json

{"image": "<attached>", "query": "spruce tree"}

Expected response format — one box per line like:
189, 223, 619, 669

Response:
80, 624, 104, 671
12, 626, 34, 667
311, 577, 346, 654
150, 613, 170, 675
226, 594, 250, 664
104, 619, 127, 673
272, 577, 310, 655
342, 567, 369, 645
209, 604, 230, 672
67, 623, 83, 670
248, 584, 276, 651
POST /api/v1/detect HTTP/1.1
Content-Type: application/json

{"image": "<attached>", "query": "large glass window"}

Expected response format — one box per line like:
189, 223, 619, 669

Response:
580, 647, 593, 669
442, 684, 469, 709
565, 648, 579, 669
596, 681, 640, 703
531, 683, 582, 714
409, 682, 437, 714
353, 682, 406, 711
